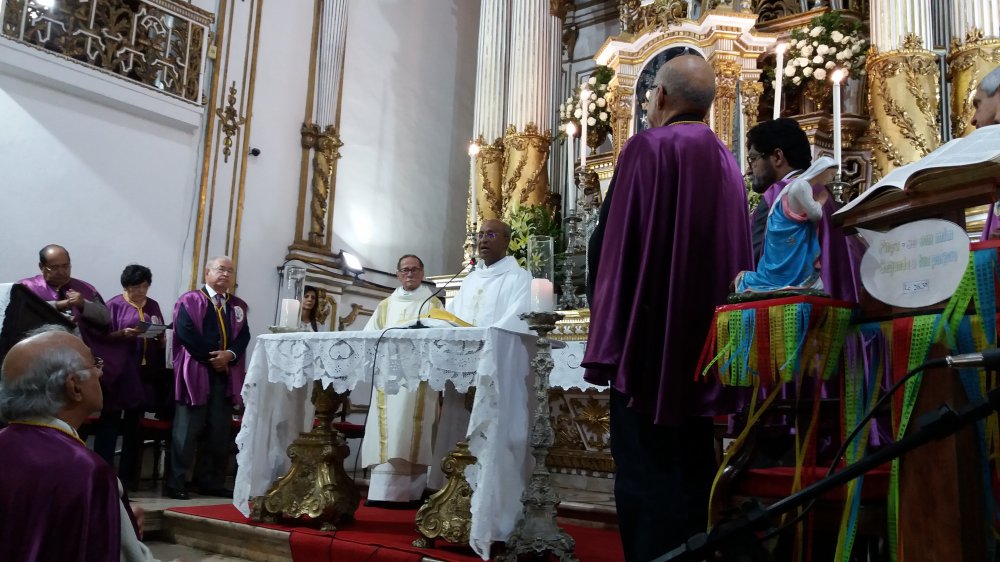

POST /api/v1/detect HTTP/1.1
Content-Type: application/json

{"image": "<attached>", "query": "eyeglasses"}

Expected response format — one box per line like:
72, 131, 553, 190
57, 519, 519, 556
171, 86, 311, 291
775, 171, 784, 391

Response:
77, 357, 103, 375
43, 263, 71, 272
476, 231, 500, 241
746, 151, 768, 167
211, 267, 235, 275
397, 267, 423, 275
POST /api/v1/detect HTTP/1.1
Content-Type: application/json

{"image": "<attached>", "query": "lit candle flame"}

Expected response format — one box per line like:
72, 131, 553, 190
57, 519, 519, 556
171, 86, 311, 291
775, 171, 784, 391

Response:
831, 69, 846, 84
468, 142, 480, 157
565, 121, 576, 137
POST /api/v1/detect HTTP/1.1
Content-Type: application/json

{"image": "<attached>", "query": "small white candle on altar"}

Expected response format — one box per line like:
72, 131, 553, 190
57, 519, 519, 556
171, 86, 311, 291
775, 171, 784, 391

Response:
773, 43, 787, 120
579, 86, 589, 169
278, 298, 300, 329
831, 69, 845, 175
530, 278, 555, 312
468, 142, 480, 226
565, 121, 577, 212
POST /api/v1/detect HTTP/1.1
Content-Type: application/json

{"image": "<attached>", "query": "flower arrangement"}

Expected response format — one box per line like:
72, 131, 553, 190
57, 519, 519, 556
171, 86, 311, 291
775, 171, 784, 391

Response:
782, 11, 868, 89
507, 204, 563, 270
558, 65, 615, 141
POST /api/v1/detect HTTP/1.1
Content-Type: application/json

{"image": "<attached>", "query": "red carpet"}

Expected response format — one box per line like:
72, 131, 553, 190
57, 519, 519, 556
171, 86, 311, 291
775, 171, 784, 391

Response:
167, 503, 624, 562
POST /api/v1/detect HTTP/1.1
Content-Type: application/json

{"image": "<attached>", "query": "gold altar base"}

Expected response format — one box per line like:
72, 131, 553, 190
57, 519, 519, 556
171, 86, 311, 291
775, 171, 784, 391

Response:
866, 36, 942, 180
475, 139, 505, 221
413, 442, 476, 548
500, 124, 552, 217
250, 382, 360, 531
947, 29, 1000, 138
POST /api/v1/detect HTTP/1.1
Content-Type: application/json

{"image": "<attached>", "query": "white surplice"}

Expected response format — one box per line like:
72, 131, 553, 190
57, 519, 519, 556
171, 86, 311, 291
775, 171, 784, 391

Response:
360, 285, 442, 501
430, 256, 532, 489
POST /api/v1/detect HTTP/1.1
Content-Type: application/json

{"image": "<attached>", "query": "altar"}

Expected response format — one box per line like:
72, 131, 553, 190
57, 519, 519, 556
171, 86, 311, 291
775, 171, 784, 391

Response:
233, 326, 579, 559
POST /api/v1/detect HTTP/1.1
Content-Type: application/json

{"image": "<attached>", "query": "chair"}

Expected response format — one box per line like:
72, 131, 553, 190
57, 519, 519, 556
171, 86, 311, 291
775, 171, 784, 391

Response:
137, 417, 173, 484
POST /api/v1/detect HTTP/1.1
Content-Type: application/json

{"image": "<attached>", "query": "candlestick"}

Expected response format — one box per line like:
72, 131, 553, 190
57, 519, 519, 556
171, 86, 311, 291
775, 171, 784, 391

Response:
773, 43, 787, 120
579, 86, 589, 168
831, 69, 845, 175
565, 121, 577, 212
468, 142, 480, 227
278, 298, 301, 329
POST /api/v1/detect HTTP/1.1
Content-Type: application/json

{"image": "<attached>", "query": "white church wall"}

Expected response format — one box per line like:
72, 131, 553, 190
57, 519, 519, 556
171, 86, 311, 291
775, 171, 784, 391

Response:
332, 0, 480, 278
0, 39, 204, 318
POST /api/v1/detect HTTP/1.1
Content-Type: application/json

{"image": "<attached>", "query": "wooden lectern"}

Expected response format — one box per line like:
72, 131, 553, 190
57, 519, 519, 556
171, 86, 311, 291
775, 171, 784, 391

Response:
0, 283, 75, 364
835, 173, 1000, 561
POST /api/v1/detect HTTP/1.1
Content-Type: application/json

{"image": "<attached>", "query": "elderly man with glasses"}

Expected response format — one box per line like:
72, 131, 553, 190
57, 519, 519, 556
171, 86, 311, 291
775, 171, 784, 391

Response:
19, 244, 111, 335
0, 327, 157, 562
167, 255, 250, 500
359, 254, 443, 507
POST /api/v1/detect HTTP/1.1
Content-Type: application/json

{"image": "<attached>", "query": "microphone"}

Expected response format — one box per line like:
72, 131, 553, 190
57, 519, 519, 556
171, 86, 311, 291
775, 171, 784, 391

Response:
409, 257, 476, 329
944, 348, 1000, 370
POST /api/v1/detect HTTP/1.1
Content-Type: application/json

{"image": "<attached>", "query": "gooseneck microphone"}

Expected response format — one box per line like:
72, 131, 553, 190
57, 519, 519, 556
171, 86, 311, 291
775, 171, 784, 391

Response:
409, 257, 476, 329
943, 348, 1000, 370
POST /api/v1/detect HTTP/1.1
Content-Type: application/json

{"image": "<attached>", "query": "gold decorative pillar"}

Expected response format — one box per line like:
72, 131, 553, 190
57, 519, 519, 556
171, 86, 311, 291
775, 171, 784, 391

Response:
475, 137, 506, 220
301, 124, 343, 246
711, 56, 742, 152
501, 124, 553, 217
608, 84, 634, 164
740, 81, 765, 128
948, 28, 1000, 138
866, 34, 942, 180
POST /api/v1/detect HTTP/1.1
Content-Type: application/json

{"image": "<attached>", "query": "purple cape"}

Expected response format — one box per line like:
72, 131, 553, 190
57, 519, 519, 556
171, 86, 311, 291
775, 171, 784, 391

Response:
173, 290, 248, 406
0, 424, 121, 561
762, 179, 863, 302
582, 122, 753, 426
103, 295, 165, 411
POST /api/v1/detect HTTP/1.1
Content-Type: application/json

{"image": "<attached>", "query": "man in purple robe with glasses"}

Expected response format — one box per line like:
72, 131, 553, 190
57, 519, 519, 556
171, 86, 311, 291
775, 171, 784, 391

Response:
583, 53, 753, 561
18, 244, 111, 342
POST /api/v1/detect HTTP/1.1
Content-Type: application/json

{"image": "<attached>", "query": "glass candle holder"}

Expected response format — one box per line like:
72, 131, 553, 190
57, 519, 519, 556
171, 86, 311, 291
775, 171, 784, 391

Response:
276, 265, 306, 328
528, 235, 555, 313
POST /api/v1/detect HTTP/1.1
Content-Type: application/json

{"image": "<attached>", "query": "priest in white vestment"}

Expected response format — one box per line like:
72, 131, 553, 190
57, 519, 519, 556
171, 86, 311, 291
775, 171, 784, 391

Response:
430, 219, 532, 488
360, 254, 443, 505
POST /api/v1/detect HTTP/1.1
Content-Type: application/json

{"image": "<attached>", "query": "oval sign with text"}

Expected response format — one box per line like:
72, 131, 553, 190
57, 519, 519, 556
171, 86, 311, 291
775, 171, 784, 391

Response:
858, 219, 970, 308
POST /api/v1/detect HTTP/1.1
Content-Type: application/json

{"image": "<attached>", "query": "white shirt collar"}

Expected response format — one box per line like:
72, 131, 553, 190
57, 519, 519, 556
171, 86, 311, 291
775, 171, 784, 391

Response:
204, 284, 225, 299
782, 169, 803, 181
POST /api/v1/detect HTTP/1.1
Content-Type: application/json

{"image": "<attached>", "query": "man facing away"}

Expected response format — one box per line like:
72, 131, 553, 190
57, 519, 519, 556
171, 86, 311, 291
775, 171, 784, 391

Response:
746, 118, 862, 301
361, 254, 443, 506
167, 256, 250, 500
583, 54, 753, 562
970, 65, 1000, 239
0, 328, 155, 562
19, 244, 110, 338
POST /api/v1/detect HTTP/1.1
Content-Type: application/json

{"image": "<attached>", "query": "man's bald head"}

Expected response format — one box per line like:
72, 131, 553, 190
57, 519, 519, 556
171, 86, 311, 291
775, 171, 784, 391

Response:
477, 219, 513, 266
648, 54, 716, 127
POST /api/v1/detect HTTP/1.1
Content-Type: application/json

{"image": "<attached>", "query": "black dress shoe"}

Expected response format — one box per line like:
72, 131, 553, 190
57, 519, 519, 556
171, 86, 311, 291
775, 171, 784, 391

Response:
199, 487, 233, 498
166, 487, 190, 500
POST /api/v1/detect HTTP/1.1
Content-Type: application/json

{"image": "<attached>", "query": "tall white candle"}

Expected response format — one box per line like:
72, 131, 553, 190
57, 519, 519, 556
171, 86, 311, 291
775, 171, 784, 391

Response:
579, 86, 589, 169
565, 121, 577, 213
530, 278, 555, 312
831, 69, 845, 175
468, 142, 480, 226
773, 43, 787, 120
278, 298, 301, 329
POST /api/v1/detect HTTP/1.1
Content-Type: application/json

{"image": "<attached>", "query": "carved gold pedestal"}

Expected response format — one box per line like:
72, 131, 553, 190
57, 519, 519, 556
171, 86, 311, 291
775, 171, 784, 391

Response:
413, 442, 475, 548
500, 124, 552, 219
249, 381, 360, 531
947, 28, 1000, 139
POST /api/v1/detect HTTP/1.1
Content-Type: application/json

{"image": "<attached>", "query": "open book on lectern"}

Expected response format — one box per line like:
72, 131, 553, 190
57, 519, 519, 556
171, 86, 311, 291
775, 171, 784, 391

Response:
834, 125, 1000, 218
396, 308, 473, 329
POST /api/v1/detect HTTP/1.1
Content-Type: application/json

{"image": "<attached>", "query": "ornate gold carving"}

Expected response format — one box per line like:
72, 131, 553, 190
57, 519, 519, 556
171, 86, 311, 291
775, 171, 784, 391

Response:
302, 124, 343, 246
550, 0, 574, 19
551, 309, 590, 341
546, 388, 614, 475
501, 123, 553, 219
2, 0, 211, 103
608, 86, 634, 163
618, 0, 689, 34
712, 57, 742, 151
740, 80, 765, 127
315, 289, 334, 326
216, 82, 246, 164
901, 32, 924, 51
250, 382, 360, 530
474, 136, 506, 221
947, 29, 1000, 138
338, 303, 362, 330
866, 43, 941, 179
413, 442, 475, 548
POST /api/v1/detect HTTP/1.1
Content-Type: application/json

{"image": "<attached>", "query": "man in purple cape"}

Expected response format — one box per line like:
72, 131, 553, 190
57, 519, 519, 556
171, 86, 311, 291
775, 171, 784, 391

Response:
0, 328, 151, 562
18, 244, 111, 347
167, 255, 250, 500
582, 54, 753, 561
748, 119, 863, 302
971, 65, 1000, 239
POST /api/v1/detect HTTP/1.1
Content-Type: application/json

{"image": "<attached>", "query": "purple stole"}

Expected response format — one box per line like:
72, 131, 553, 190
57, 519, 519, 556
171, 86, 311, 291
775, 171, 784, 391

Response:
172, 289, 249, 406
761, 178, 863, 302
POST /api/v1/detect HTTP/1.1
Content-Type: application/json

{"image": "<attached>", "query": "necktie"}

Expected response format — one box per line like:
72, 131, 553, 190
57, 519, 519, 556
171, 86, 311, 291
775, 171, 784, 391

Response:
214, 294, 224, 309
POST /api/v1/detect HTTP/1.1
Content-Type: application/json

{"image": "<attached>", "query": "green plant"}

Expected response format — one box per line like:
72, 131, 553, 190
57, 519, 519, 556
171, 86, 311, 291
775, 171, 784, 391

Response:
506, 204, 563, 269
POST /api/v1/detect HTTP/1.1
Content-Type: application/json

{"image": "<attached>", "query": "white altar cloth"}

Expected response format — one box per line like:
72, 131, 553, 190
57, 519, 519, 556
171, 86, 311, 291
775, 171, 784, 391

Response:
233, 326, 534, 559
549, 340, 605, 392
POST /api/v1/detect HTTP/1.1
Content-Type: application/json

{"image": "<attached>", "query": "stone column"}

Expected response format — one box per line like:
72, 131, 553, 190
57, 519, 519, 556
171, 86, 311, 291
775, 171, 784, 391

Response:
947, 0, 1000, 138
302, 0, 349, 250
472, 0, 509, 223
501, 0, 558, 219
867, 1, 941, 179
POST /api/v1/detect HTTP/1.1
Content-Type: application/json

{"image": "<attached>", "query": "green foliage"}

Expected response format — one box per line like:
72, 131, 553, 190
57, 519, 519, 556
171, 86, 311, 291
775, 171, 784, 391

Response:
506, 204, 563, 269
782, 10, 869, 90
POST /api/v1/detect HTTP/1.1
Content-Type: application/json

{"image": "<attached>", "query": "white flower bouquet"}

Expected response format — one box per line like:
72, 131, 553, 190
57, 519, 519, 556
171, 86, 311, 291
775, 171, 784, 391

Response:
782, 11, 868, 89
558, 65, 615, 141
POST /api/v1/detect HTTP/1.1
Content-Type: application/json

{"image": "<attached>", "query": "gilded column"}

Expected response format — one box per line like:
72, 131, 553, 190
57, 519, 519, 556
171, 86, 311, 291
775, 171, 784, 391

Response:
472, 0, 509, 222
947, 0, 1000, 138
501, 0, 558, 218
304, 0, 349, 249
710, 57, 741, 153
867, 1, 941, 179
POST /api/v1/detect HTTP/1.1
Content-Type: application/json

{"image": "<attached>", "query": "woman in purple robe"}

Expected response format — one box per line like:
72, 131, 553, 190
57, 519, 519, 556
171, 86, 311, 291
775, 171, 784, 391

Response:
92, 264, 166, 490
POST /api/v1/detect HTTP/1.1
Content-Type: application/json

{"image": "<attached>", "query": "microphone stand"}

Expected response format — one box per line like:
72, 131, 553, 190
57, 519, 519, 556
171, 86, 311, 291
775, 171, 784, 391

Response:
655, 385, 1000, 562
409, 258, 475, 329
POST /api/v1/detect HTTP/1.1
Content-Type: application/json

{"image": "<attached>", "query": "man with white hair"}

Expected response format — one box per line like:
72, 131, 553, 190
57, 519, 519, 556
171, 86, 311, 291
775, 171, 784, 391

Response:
0, 328, 155, 561
969, 65, 1000, 239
